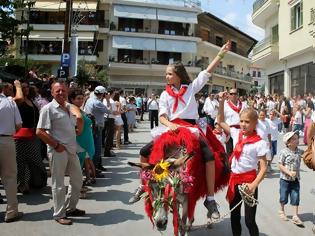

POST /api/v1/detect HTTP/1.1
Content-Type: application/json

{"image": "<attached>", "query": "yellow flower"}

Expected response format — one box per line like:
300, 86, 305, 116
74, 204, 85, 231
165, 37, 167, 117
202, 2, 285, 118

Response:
153, 160, 170, 182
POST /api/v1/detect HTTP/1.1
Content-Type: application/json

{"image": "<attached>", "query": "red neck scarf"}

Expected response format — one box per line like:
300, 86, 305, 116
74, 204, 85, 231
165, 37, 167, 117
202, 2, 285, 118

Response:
165, 85, 188, 113
213, 129, 223, 136
227, 100, 242, 113
229, 131, 261, 162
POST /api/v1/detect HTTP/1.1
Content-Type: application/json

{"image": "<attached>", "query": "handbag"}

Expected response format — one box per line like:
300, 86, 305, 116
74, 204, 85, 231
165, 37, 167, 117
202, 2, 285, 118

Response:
302, 137, 315, 171
13, 128, 35, 140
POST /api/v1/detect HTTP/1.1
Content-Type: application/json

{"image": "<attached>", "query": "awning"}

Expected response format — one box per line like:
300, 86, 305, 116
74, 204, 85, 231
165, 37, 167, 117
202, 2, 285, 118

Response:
112, 36, 155, 50
32, 1, 97, 11
113, 4, 157, 20
157, 9, 197, 23
156, 39, 196, 53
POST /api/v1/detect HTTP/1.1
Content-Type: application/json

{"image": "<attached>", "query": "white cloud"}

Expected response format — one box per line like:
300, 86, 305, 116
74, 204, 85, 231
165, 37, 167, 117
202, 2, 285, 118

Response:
223, 12, 237, 25
244, 13, 265, 41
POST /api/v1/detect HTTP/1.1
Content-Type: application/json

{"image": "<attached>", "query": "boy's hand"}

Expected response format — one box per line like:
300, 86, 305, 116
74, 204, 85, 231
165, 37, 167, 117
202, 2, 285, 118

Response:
289, 171, 297, 178
245, 183, 256, 195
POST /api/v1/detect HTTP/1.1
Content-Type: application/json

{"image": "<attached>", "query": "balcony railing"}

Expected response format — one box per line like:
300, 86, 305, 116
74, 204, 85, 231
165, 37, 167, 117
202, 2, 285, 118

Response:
253, 0, 268, 14
252, 35, 279, 55
214, 67, 253, 83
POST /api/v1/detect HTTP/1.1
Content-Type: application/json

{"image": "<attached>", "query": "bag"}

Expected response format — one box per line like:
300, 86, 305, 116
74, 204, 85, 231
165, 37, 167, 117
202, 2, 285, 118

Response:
13, 128, 35, 140
302, 138, 315, 171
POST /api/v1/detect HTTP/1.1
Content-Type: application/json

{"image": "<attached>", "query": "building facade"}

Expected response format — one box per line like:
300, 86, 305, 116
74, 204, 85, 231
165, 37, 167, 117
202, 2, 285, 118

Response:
15, 0, 255, 96
252, 0, 315, 97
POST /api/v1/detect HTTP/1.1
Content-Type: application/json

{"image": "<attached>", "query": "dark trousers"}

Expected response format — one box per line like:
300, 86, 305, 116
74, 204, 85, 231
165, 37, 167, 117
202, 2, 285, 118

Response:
206, 115, 215, 129
104, 118, 115, 155
230, 185, 259, 236
121, 113, 129, 142
149, 110, 159, 129
226, 137, 234, 156
93, 127, 103, 168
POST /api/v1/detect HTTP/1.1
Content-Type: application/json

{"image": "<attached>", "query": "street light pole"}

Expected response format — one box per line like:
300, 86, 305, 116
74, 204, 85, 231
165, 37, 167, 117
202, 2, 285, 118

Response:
63, 0, 73, 78
24, 1, 33, 78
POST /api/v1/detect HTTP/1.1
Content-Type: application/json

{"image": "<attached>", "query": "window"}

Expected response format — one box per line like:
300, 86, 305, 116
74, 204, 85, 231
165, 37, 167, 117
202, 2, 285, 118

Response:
231, 41, 237, 53
291, 1, 303, 31
257, 71, 261, 77
215, 36, 223, 47
252, 71, 256, 77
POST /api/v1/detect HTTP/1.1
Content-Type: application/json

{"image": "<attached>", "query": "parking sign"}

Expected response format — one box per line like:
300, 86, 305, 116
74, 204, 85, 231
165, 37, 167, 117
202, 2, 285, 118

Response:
61, 53, 70, 67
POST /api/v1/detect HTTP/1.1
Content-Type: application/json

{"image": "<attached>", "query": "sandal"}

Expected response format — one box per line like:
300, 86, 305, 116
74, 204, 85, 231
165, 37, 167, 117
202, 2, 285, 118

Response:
291, 215, 304, 226
278, 210, 288, 221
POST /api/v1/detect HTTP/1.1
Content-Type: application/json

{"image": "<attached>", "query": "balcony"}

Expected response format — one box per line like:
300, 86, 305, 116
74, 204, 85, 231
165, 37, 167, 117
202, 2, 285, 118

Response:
252, 0, 279, 28
214, 67, 253, 84
252, 35, 279, 66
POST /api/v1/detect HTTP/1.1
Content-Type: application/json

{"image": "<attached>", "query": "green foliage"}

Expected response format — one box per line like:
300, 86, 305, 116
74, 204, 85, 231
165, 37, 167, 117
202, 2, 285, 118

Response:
76, 60, 108, 86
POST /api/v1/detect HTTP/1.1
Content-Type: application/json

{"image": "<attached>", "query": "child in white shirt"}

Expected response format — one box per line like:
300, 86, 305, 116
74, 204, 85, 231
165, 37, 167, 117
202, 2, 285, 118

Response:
217, 92, 268, 236
267, 110, 281, 165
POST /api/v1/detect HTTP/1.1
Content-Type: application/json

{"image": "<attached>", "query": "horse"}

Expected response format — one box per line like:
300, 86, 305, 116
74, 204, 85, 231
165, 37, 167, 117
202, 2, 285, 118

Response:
129, 126, 230, 236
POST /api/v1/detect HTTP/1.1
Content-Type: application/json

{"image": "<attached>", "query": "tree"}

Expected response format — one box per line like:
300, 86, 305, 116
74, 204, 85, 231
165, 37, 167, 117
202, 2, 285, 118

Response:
76, 60, 108, 86
0, 0, 20, 43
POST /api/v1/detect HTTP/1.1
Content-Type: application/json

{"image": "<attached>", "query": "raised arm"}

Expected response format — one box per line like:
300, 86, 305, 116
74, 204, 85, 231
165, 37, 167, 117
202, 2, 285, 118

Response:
217, 91, 230, 135
206, 40, 231, 74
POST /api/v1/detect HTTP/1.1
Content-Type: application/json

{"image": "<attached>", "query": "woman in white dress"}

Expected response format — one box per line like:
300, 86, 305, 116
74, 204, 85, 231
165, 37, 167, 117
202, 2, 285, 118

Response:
113, 91, 123, 149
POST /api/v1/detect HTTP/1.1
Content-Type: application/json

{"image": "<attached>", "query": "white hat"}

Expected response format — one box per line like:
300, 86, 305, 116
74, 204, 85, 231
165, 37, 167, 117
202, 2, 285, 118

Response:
283, 131, 299, 144
94, 86, 106, 94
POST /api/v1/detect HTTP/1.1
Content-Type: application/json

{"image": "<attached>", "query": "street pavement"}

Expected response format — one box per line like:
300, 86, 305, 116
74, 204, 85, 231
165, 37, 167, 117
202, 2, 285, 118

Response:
0, 119, 314, 236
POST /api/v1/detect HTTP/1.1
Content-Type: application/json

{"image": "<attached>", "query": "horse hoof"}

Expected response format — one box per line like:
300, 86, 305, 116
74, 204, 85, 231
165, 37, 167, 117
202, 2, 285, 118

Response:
206, 218, 213, 228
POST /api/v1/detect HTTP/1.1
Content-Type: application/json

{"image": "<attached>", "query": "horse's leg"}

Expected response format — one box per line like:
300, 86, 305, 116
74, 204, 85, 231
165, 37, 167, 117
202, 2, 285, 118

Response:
180, 195, 189, 236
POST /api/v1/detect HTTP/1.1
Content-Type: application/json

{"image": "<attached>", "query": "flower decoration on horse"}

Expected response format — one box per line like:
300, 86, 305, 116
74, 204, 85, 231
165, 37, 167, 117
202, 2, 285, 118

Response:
129, 127, 229, 236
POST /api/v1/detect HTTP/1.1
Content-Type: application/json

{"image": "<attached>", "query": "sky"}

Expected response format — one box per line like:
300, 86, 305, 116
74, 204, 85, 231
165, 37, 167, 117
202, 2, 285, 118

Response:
201, 0, 265, 41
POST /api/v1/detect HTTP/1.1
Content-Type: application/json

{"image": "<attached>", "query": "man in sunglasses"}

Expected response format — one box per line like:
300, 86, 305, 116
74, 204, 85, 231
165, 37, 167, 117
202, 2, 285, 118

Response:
221, 88, 246, 155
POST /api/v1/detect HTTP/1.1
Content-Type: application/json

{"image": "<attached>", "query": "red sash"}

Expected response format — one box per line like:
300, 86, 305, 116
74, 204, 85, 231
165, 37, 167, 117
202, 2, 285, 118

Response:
229, 131, 261, 163
227, 100, 242, 113
165, 85, 188, 113
226, 170, 256, 203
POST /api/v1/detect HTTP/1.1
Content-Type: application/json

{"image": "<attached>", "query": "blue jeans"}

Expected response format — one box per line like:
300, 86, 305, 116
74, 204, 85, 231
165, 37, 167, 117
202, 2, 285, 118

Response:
279, 178, 300, 206
271, 140, 277, 158
293, 124, 302, 132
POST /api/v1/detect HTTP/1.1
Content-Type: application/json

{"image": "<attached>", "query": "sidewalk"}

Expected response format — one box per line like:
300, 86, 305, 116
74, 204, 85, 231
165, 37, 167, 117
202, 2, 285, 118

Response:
0, 119, 314, 236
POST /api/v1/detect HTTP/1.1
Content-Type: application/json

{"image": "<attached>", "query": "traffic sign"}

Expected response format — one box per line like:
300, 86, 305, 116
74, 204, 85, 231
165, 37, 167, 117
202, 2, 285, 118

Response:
57, 68, 68, 78
61, 53, 70, 67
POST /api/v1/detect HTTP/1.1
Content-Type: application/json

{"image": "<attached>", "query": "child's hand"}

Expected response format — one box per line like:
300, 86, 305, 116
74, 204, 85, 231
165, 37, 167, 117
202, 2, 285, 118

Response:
220, 40, 231, 54
168, 123, 179, 131
245, 183, 256, 195
218, 91, 228, 101
289, 171, 297, 178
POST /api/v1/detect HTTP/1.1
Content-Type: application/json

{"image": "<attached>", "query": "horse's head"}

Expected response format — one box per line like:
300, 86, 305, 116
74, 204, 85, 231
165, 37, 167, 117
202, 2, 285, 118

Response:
128, 145, 194, 232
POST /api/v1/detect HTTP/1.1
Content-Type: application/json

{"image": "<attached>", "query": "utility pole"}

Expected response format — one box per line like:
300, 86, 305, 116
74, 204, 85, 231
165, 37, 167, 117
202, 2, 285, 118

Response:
24, 1, 33, 78
63, 0, 73, 78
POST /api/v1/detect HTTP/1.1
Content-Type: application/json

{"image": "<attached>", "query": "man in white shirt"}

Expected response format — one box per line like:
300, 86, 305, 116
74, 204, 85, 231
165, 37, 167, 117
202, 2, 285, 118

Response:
119, 90, 131, 144
0, 83, 23, 223
147, 94, 159, 129
223, 88, 245, 155
203, 92, 219, 128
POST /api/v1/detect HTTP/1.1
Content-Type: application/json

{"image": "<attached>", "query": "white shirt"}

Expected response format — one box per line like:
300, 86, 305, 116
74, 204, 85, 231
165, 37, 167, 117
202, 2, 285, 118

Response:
203, 97, 219, 118
224, 100, 245, 126
147, 98, 159, 110
103, 98, 116, 119
267, 118, 281, 141
293, 111, 302, 125
159, 70, 211, 120
266, 100, 275, 114
257, 119, 271, 142
231, 131, 269, 174
311, 111, 315, 122
119, 96, 127, 107
0, 94, 22, 135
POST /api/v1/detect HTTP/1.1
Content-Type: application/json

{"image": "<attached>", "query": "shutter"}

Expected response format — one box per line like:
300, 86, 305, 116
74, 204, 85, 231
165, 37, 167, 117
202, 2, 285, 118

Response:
300, 1, 303, 26
291, 6, 295, 31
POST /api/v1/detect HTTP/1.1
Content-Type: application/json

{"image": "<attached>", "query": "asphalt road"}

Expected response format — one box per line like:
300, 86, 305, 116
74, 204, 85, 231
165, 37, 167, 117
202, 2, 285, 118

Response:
1, 119, 314, 236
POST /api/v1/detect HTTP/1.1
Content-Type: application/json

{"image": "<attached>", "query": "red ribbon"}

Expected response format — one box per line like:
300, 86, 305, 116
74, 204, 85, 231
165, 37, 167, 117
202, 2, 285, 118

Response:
226, 169, 257, 203
227, 100, 243, 113
229, 131, 261, 163
164, 183, 179, 236
165, 85, 188, 113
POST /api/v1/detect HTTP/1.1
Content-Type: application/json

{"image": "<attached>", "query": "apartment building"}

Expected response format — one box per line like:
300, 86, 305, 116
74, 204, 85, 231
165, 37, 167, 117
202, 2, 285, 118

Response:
196, 12, 256, 95
16, 0, 99, 71
252, 0, 315, 96
15, 0, 255, 96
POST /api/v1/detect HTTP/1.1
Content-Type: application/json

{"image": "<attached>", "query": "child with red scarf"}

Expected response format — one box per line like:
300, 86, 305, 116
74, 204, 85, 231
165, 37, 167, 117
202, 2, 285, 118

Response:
217, 91, 268, 236
128, 41, 231, 221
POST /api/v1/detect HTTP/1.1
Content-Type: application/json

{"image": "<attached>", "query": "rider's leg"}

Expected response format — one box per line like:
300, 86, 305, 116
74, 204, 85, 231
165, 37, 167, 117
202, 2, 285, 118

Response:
129, 141, 153, 204
199, 136, 220, 220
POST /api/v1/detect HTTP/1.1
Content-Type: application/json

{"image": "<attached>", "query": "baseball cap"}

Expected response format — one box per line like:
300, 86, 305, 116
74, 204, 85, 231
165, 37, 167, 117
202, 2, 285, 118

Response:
283, 131, 299, 144
94, 86, 106, 94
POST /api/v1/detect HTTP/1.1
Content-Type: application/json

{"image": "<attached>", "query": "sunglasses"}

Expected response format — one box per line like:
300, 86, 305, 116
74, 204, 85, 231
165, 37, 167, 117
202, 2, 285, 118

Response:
230, 93, 238, 95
